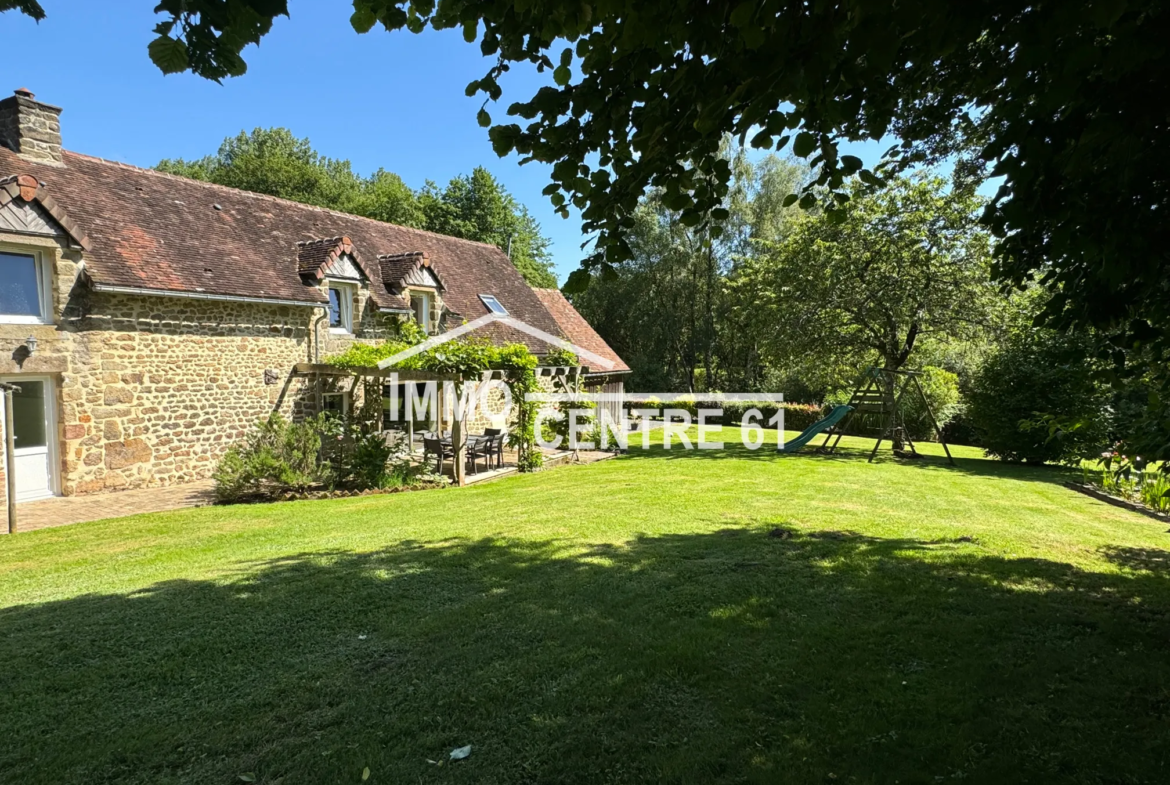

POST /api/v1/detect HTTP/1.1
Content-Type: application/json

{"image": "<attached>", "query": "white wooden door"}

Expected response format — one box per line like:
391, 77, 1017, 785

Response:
2, 377, 56, 501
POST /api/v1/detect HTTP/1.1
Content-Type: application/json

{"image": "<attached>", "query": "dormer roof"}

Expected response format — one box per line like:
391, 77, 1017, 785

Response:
0, 173, 90, 249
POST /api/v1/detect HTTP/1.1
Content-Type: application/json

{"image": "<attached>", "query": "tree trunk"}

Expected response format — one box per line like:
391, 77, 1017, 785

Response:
881, 321, 920, 451
704, 235, 715, 392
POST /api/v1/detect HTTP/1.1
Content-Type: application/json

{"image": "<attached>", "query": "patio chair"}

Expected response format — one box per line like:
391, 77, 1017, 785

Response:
422, 437, 455, 474
466, 434, 494, 475
484, 428, 507, 468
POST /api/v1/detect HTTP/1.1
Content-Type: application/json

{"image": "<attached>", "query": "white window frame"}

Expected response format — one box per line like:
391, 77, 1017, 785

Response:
479, 293, 508, 315
0, 244, 52, 325
326, 280, 356, 335
410, 290, 432, 335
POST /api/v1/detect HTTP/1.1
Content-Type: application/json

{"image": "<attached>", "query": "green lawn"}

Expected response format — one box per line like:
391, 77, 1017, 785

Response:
2, 430, 1169, 784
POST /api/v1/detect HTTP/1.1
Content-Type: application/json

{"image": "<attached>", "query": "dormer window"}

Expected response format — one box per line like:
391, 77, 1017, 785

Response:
328, 282, 355, 334
411, 291, 431, 335
0, 249, 50, 324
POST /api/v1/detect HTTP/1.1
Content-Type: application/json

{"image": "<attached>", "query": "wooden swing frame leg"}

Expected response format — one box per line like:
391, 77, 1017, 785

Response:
913, 375, 956, 466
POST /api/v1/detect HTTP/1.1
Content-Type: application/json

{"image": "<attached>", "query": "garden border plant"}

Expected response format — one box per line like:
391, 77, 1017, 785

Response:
211, 412, 449, 504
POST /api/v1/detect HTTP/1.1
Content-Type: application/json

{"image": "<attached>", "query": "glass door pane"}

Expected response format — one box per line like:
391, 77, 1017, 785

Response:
11, 380, 47, 449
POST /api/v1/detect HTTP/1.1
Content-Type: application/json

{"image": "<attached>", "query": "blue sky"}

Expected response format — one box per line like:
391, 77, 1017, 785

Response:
1, 2, 888, 283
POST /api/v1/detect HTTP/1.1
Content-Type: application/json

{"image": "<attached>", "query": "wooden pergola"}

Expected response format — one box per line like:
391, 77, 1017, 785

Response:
292, 363, 586, 486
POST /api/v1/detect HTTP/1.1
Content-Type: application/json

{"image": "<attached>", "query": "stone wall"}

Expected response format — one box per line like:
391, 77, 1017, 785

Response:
0, 230, 410, 525
58, 293, 318, 494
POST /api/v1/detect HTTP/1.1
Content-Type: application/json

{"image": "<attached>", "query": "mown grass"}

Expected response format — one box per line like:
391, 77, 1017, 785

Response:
1, 430, 1168, 784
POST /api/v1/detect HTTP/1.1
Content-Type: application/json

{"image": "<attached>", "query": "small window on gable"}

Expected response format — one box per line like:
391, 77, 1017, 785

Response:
479, 294, 508, 315
0, 250, 48, 323
328, 283, 354, 333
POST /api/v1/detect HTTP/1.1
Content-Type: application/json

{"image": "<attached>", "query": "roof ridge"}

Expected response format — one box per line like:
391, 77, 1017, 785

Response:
60, 150, 513, 253
297, 235, 346, 247
377, 250, 427, 259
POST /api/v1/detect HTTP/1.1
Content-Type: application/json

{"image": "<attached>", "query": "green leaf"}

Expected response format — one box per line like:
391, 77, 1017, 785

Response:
350, 6, 377, 33
463, 21, 478, 42
488, 124, 520, 155
792, 131, 816, 158
553, 65, 571, 86
841, 154, 863, 173
729, 2, 755, 27
362, 766, 371, 781
740, 25, 765, 49
4, 0, 45, 21
477, 108, 492, 127
782, 193, 800, 207
798, 193, 817, 210
858, 170, 883, 187
148, 35, 189, 74
238, 775, 256, 783
563, 268, 592, 294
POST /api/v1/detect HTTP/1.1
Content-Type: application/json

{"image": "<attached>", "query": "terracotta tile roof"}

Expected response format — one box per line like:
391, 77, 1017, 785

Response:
532, 288, 630, 373
296, 236, 348, 277
0, 146, 570, 351
378, 250, 447, 293
296, 235, 409, 312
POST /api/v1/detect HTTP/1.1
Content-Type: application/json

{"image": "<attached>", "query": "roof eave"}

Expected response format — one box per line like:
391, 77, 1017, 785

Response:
89, 282, 324, 309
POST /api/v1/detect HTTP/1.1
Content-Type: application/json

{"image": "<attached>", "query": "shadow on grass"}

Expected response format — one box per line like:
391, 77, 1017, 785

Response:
2, 529, 1169, 783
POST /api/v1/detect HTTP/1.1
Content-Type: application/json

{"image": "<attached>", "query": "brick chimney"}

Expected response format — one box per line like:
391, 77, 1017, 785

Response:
0, 88, 63, 165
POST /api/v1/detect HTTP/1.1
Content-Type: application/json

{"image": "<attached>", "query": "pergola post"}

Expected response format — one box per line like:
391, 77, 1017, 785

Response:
451, 379, 467, 487
3, 383, 17, 534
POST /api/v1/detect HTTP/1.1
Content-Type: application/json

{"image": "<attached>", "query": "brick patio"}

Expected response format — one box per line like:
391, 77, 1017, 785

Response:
7, 480, 216, 533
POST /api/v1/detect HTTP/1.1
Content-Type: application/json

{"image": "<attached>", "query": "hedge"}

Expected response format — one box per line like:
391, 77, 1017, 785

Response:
623, 399, 827, 432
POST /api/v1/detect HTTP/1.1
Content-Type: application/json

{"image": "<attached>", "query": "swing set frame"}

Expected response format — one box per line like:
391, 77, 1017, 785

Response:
820, 367, 955, 465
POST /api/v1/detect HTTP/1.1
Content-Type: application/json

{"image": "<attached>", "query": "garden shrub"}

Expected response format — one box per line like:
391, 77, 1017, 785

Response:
709, 401, 826, 431
319, 416, 402, 490
671, 394, 699, 420
966, 331, 1110, 464
213, 413, 327, 502
214, 411, 441, 503
901, 367, 962, 440
621, 398, 824, 430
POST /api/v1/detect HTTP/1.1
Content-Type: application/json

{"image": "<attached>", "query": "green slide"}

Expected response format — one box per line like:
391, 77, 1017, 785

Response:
776, 405, 853, 453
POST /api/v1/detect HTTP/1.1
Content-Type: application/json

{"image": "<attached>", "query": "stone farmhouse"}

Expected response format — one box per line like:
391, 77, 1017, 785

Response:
0, 88, 628, 511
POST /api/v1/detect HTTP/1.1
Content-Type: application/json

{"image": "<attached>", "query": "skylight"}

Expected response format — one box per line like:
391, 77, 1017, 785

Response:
479, 294, 508, 315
